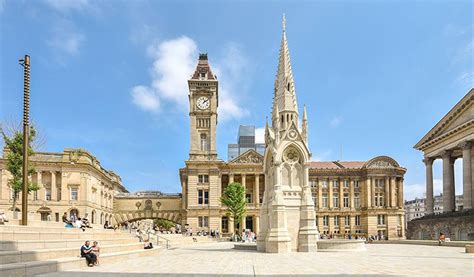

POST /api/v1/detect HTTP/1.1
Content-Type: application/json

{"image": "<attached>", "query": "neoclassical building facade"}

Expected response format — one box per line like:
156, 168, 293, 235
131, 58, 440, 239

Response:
0, 148, 127, 225
179, 19, 406, 240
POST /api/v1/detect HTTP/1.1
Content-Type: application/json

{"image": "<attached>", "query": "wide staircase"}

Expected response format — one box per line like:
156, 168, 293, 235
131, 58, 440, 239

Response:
151, 233, 219, 249
0, 222, 161, 276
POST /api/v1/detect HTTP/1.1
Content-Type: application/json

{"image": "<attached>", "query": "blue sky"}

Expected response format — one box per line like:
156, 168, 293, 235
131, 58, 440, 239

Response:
1, 0, 472, 200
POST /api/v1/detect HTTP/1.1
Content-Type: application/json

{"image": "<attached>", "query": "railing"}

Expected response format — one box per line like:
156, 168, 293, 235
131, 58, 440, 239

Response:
154, 234, 170, 249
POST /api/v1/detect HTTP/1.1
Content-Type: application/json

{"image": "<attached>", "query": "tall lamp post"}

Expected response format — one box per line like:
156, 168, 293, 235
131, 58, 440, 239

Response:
19, 55, 30, 226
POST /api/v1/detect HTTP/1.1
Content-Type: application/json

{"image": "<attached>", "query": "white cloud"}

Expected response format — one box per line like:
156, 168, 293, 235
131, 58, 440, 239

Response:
457, 72, 473, 86
131, 86, 160, 112
255, 127, 265, 144
47, 20, 85, 56
132, 37, 249, 121
330, 115, 343, 128
43, 0, 91, 12
0, 0, 5, 13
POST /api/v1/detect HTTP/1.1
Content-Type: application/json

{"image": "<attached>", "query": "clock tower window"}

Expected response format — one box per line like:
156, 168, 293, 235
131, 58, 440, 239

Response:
200, 133, 209, 151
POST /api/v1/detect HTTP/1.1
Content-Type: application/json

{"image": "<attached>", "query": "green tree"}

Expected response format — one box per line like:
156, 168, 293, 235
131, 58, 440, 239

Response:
154, 218, 175, 230
220, 182, 246, 234
1, 125, 40, 212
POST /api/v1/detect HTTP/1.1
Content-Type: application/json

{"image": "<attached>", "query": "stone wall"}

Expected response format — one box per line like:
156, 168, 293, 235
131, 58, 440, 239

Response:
407, 210, 474, 241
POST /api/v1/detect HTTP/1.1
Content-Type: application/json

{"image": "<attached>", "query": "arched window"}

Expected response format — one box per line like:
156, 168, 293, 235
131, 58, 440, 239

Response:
91, 210, 96, 224
200, 133, 209, 151
281, 115, 284, 123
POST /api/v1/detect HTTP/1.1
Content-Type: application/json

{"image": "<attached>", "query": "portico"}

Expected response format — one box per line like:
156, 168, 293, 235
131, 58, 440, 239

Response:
415, 89, 474, 213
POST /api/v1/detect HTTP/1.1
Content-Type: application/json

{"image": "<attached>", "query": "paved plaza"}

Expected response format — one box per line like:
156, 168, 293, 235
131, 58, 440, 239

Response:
39, 242, 473, 276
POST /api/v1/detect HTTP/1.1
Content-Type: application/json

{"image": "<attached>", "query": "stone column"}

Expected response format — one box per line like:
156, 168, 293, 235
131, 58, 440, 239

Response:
240, 216, 246, 232
37, 171, 44, 200
254, 215, 260, 235
398, 178, 404, 208
390, 177, 397, 207
366, 178, 372, 208
371, 177, 376, 208
241, 174, 246, 189
318, 179, 323, 209
339, 179, 344, 208
423, 158, 434, 214
229, 173, 234, 184
350, 180, 355, 209
61, 172, 68, 201
254, 174, 260, 205
385, 177, 390, 208
51, 171, 57, 201
328, 180, 334, 208
461, 142, 472, 210
228, 217, 235, 234
442, 151, 455, 212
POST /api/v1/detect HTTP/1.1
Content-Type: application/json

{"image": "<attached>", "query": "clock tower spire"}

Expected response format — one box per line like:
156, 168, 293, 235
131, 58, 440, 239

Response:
187, 53, 218, 161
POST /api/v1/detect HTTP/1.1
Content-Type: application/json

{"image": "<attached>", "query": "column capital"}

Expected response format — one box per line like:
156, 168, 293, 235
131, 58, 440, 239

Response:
441, 150, 452, 159
459, 141, 472, 150
423, 157, 434, 166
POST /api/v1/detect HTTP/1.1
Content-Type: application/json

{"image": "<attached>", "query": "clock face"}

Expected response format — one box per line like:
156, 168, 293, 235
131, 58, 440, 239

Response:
196, 96, 210, 110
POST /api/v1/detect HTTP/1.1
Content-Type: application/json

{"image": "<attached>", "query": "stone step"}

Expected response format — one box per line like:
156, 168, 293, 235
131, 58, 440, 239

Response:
0, 247, 162, 277
0, 225, 122, 233
0, 237, 138, 251
0, 242, 144, 264
0, 231, 131, 241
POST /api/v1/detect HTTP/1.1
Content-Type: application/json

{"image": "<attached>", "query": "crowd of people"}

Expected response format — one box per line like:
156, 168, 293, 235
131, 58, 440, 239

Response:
62, 212, 92, 231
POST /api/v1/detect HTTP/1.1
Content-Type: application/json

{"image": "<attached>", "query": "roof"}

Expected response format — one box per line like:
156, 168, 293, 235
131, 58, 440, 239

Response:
190, 53, 216, 80
308, 161, 365, 169
414, 88, 473, 150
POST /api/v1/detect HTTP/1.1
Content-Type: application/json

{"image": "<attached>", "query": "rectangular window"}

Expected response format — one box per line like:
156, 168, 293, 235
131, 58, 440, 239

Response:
344, 180, 350, 188
333, 193, 339, 208
333, 180, 339, 188
334, 215, 339, 226
312, 193, 317, 207
322, 193, 328, 208
246, 193, 252, 203
310, 180, 318, 188
378, 215, 385, 225
222, 217, 228, 232
322, 181, 328, 188
204, 190, 209, 204
198, 190, 208, 204
345, 215, 350, 226
70, 188, 78, 201
198, 175, 209, 183
198, 216, 209, 227
323, 215, 329, 226
354, 180, 360, 188
354, 193, 360, 208
343, 193, 349, 208
45, 188, 51, 201
315, 216, 318, 226
355, 215, 361, 226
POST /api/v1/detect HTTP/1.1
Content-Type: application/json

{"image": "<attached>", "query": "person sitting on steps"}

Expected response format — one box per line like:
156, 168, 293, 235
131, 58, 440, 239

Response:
80, 241, 97, 267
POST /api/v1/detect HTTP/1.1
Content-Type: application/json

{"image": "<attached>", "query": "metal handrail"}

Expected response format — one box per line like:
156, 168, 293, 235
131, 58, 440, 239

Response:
155, 234, 170, 249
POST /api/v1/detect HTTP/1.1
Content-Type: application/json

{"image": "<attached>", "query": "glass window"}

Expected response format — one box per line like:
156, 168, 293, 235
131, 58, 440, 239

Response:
333, 180, 339, 188
344, 180, 349, 188
333, 193, 339, 208
71, 188, 78, 201
343, 193, 349, 208
45, 188, 51, 201
345, 215, 350, 226
198, 175, 209, 183
377, 215, 385, 225
322, 181, 328, 188
354, 193, 360, 208
354, 180, 360, 188
334, 215, 339, 226
322, 193, 328, 208
200, 133, 209, 151
323, 215, 329, 226
355, 215, 361, 226
198, 216, 209, 227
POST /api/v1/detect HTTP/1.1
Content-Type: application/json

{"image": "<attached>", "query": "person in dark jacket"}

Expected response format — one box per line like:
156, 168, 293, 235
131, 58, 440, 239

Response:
80, 241, 97, 267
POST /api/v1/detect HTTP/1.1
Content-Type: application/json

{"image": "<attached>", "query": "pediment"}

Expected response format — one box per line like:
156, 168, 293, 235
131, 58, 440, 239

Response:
364, 156, 400, 169
229, 149, 263, 164
415, 89, 473, 149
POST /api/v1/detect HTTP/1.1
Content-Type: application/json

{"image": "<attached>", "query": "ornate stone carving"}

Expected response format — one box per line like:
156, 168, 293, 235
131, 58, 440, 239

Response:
231, 151, 263, 164
367, 160, 395, 169
288, 129, 298, 140
422, 157, 434, 166
283, 147, 300, 164
144, 199, 153, 210
135, 201, 141, 209
459, 141, 472, 150
156, 201, 162, 209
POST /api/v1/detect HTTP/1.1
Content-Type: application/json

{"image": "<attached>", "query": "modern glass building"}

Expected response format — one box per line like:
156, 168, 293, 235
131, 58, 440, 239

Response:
227, 125, 265, 160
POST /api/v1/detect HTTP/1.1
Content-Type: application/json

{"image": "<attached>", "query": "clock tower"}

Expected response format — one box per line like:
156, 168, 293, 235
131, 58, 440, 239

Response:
188, 53, 218, 160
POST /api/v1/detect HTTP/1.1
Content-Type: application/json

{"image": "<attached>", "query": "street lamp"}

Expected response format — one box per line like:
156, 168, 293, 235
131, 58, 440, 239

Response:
19, 55, 30, 226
